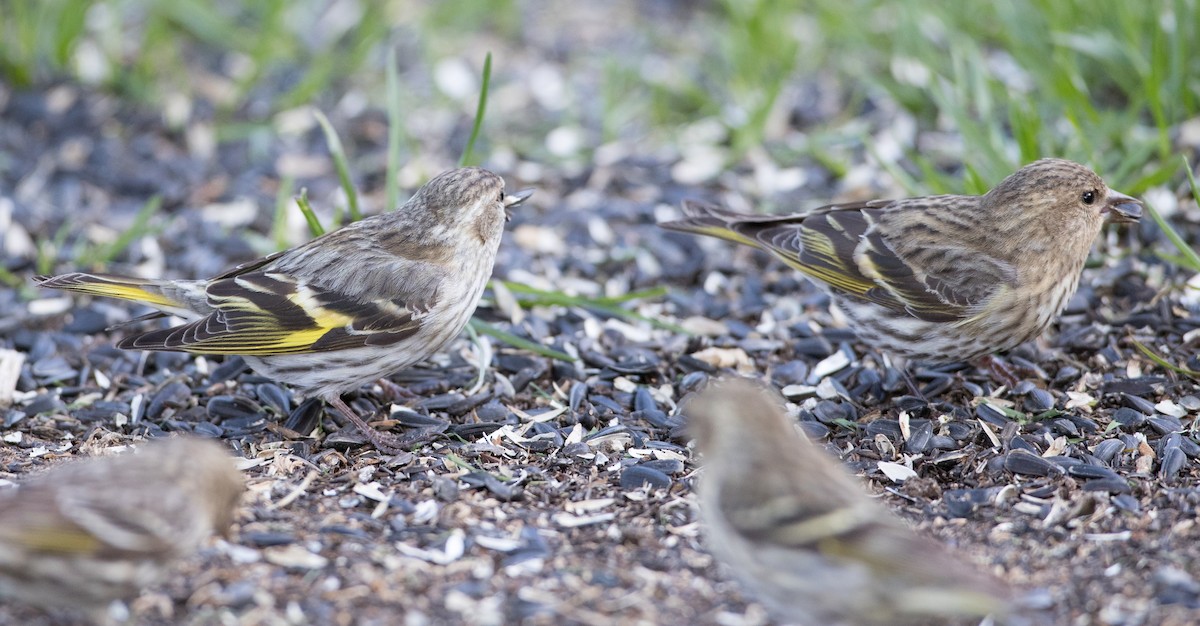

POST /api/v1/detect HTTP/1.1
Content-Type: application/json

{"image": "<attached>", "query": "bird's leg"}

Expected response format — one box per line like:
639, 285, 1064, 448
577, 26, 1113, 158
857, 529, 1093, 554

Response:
892, 350, 926, 400
898, 367, 927, 401
376, 378, 416, 404
325, 395, 433, 454
974, 355, 1021, 389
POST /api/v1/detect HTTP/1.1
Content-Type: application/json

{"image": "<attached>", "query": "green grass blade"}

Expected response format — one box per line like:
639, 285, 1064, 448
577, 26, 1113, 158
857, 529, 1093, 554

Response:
36, 223, 71, 275
1132, 338, 1200, 379
0, 264, 23, 289
313, 109, 360, 223
494, 281, 690, 334
1142, 157, 1200, 272
385, 49, 402, 213
459, 51, 492, 167
498, 281, 668, 306
271, 175, 294, 251
468, 318, 573, 362
295, 188, 326, 237
1184, 156, 1200, 211
80, 195, 162, 268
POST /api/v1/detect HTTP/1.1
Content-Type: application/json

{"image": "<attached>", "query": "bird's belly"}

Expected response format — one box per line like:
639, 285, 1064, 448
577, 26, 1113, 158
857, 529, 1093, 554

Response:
246, 345, 424, 397
833, 298, 1039, 363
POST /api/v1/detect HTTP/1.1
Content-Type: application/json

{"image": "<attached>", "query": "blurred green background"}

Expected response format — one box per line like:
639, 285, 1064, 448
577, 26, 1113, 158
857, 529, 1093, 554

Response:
2, 0, 1198, 196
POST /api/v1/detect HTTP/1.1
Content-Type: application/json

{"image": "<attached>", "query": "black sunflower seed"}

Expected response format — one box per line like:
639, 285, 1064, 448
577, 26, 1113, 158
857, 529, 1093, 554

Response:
1024, 388, 1055, 413
620, 464, 671, 490
207, 395, 264, 421
865, 419, 902, 440
1004, 450, 1062, 477
569, 382, 588, 412
1148, 416, 1184, 435
1092, 439, 1127, 464
679, 371, 709, 393
639, 459, 685, 474
1113, 494, 1141, 513
284, 397, 323, 433
255, 383, 292, 415
1007, 436, 1040, 455
1121, 393, 1157, 415
1111, 407, 1146, 428
209, 356, 248, 384
148, 381, 191, 419
1067, 464, 1121, 481
1081, 479, 1132, 494
634, 386, 658, 413
905, 420, 933, 454
1160, 448, 1186, 483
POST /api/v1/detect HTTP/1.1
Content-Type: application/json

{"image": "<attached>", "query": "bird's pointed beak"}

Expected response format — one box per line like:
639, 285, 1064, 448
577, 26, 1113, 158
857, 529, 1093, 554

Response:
1103, 190, 1142, 223
503, 188, 534, 221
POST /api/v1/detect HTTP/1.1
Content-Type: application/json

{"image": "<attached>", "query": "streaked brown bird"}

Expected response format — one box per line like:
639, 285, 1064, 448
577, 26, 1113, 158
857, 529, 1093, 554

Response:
686, 377, 1011, 624
0, 437, 244, 613
35, 167, 531, 452
661, 159, 1141, 365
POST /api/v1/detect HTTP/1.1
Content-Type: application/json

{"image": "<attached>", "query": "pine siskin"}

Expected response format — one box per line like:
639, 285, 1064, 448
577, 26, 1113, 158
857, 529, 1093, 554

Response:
35, 167, 531, 452
661, 159, 1141, 364
0, 437, 244, 612
686, 377, 1010, 624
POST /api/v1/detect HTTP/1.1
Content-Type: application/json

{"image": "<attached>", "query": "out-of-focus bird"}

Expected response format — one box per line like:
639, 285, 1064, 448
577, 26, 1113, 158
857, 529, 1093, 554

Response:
661, 159, 1141, 365
0, 437, 244, 613
686, 377, 1011, 625
35, 167, 531, 452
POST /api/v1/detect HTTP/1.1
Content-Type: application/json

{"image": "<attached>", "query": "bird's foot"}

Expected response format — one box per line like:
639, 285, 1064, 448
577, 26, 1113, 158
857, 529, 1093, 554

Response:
898, 367, 928, 402
326, 395, 433, 454
974, 355, 1022, 389
376, 378, 417, 404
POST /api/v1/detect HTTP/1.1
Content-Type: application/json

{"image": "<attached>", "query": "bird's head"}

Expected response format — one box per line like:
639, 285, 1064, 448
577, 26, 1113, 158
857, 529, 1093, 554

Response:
990, 158, 1141, 224
983, 158, 1141, 259
174, 439, 246, 537
403, 167, 531, 246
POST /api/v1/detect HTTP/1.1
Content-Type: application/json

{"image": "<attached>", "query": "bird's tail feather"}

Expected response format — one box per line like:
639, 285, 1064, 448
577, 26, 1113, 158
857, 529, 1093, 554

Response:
33, 273, 199, 318
658, 200, 760, 247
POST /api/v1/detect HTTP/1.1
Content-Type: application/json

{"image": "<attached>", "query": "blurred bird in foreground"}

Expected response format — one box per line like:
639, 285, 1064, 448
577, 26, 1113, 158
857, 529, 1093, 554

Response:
36, 168, 531, 452
661, 159, 1141, 369
0, 437, 244, 614
686, 378, 1010, 625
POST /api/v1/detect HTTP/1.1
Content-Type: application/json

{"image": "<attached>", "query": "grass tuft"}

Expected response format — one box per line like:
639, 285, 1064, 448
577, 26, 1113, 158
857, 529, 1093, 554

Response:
294, 188, 326, 237
468, 318, 573, 362
459, 52, 493, 167
313, 109, 361, 224
385, 48, 404, 212
76, 196, 163, 270
1142, 157, 1200, 273
1132, 338, 1200, 379
496, 281, 691, 335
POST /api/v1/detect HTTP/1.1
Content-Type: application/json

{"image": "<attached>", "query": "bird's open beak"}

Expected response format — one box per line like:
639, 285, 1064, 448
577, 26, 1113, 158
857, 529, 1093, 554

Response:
503, 188, 534, 221
1103, 190, 1142, 223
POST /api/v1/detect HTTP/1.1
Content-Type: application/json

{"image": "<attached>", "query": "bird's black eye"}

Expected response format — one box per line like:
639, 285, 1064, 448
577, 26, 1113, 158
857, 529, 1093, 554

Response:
1081, 190, 1096, 205
499, 191, 505, 202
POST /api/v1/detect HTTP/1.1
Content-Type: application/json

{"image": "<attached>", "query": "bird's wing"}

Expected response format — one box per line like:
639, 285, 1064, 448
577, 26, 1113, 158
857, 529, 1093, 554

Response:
753, 205, 887, 298
118, 268, 433, 355
0, 491, 104, 555
723, 491, 1007, 609
730, 201, 957, 319
55, 485, 186, 556
0, 483, 180, 557
862, 198, 1018, 323
724, 491, 880, 549
744, 200, 1014, 323
666, 199, 898, 304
